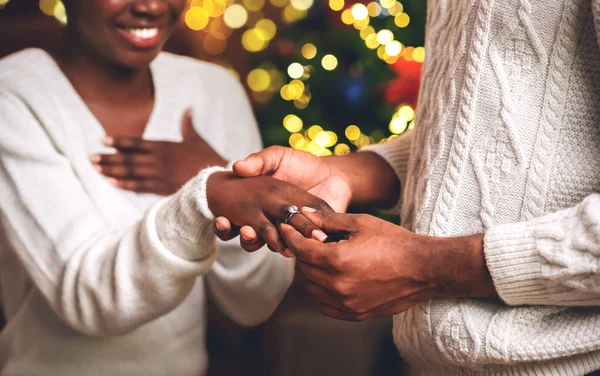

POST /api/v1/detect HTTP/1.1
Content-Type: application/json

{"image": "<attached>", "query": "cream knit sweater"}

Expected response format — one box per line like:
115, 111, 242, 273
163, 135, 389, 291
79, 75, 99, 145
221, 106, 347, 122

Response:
366, 0, 600, 375
0, 49, 294, 375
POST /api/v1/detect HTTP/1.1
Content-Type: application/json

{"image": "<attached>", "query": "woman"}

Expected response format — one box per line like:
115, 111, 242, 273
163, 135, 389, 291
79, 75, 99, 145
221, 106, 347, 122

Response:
0, 0, 328, 375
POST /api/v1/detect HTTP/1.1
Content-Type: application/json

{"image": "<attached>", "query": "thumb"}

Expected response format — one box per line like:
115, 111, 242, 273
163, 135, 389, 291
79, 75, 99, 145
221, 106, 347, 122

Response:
232, 146, 285, 178
181, 108, 202, 142
300, 208, 355, 234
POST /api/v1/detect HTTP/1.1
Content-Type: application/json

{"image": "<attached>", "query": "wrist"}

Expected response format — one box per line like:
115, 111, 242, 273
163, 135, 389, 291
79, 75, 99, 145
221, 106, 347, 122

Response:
328, 151, 400, 209
421, 233, 498, 300
202, 168, 231, 219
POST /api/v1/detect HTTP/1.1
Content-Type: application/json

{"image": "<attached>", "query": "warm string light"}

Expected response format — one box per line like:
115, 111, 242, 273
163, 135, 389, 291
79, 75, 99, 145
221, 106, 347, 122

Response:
38, 0, 67, 24
280, 1, 424, 157
0, 0, 10, 11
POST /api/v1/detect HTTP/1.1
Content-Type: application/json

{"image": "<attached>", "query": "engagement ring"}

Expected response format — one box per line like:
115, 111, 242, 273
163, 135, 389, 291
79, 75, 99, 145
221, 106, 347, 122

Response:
284, 205, 300, 224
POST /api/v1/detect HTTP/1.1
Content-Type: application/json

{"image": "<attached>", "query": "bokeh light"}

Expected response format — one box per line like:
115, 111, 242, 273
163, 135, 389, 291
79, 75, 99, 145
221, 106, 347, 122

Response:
321, 54, 338, 71
301, 43, 317, 59
247, 69, 271, 92
223, 4, 248, 29
287, 63, 304, 79
283, 114, 304, 133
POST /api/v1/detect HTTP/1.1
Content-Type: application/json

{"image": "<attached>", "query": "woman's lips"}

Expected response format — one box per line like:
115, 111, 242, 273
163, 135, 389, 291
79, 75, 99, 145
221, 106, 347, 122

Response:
115, 26, 165, 49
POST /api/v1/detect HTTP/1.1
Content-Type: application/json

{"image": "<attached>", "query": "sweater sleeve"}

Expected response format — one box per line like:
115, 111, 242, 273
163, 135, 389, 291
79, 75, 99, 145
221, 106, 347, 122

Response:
0, 92, 218, 336
484, 193, 600, 306
361, 128, 415, 213
203, 73, 294, 326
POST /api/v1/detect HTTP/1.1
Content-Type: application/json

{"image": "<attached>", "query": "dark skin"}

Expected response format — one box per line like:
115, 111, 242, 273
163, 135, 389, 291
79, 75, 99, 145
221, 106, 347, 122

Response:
57, 0, 328, 255
215, 147, 499, 320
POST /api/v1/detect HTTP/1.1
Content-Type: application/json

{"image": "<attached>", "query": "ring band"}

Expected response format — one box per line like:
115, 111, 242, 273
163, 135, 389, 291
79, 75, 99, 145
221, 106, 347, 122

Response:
284, 205, 301, 224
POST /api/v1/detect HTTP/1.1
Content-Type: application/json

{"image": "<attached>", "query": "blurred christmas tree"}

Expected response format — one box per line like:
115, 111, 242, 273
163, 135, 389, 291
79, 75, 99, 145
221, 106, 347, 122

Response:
244, 0, 426, 155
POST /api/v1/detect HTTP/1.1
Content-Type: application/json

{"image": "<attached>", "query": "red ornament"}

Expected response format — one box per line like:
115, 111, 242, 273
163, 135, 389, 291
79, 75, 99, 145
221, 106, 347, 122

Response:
384, 57, 422, 108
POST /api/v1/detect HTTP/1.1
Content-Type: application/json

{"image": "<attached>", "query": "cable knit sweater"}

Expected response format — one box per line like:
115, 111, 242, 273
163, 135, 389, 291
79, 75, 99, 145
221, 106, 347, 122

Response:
0, 49, 294, 376
366, 0, 600, 375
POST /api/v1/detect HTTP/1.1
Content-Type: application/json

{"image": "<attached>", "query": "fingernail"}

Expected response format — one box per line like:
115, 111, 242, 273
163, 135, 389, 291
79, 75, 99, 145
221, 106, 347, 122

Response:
186, 108, 194, 117
103, 137, 113, 146
241, 233, 253, 242
107, 178, 118, 185
282, 249, 295, 259
302, 207, 317, 213
90, 154, 100, 163
215, 218, 227, 232
94, 165, 102, 173
312, 229, 328, 242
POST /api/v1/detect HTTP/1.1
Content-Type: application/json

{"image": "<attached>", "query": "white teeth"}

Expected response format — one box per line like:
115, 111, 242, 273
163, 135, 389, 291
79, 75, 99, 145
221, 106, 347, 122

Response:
126, 28, 159, 40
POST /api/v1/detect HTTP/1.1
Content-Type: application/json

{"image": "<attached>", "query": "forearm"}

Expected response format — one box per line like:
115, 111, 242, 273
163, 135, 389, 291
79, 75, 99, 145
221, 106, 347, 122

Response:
328, 151, 401, 210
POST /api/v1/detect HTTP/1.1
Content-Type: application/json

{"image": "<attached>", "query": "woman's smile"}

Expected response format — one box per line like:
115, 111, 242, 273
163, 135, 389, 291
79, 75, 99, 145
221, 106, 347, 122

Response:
115, 25, 166, 49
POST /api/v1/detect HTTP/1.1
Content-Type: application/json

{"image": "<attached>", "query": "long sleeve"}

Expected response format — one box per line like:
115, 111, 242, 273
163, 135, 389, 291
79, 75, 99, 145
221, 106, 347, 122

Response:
484, 193, 600, 306
481, 0, 600, 308
205, 74, 295, 326
361, 128, 415, 213
0, 92, 218, 336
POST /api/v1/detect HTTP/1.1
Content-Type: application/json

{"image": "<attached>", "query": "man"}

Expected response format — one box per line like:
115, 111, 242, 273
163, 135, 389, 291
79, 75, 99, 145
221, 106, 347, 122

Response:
215, 0, 600, 374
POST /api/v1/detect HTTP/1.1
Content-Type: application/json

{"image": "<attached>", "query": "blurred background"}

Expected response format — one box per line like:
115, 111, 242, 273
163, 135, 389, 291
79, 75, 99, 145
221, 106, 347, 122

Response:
0, 0, 425, 374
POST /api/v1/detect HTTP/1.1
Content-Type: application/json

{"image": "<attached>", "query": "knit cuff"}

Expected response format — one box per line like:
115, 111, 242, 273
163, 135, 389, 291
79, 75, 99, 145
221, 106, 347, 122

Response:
361, 130, 414, 213
195, 166, 229, 220
155, 166, 227, 261
484, 222, 548, 305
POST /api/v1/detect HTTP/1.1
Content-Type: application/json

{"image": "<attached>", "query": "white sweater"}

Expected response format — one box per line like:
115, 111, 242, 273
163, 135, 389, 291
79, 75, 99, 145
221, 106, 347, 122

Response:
0, 49, 294, 376
367, 0, 600, 375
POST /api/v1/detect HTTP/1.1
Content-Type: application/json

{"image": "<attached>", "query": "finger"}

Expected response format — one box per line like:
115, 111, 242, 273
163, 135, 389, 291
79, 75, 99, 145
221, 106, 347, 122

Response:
214, 217, 240, 241
91, 152, 155, 166
104, 137, 157, 152
240, 236, 267, 253
319, 303, 366, 322
303, 280, 349, 312
232, 146, 287, 177
181, 108, 203, 142
248, 217, 289, 256
107, 178, 169, 195
285, 210, 328, 242
279, 223, 331, 267
96, 164, 160, 179
300, 208, 357, 234
239, 226, 265, 253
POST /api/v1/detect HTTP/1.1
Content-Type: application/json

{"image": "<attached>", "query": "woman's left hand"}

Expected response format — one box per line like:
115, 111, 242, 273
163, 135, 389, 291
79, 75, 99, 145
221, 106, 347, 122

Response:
279, 209, 497, 321
91, 109, 227, 195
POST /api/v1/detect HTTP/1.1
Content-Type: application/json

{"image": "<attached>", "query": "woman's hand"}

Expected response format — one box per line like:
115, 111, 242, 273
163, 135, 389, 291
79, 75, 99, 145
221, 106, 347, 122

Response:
91, 109, 227, 196
213, 146, 354, 250
206, 171, 331, 257
278, 209, 497, 321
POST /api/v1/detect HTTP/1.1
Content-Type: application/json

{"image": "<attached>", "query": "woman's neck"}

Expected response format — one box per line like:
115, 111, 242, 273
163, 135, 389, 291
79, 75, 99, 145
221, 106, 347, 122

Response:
49, 35, 154, 104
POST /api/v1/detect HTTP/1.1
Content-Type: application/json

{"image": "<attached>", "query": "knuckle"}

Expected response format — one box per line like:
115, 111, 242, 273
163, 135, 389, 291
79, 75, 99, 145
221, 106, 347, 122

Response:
311, 198, 330, 211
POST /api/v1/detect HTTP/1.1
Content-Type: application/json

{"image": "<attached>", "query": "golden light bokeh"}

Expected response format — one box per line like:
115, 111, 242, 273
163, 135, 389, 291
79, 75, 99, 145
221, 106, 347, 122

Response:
376, 29, 394, 45
283, 114, 304, 133
247, 69, 271, 92
287, 62, 304, 79
345, 125, 361, 141
290, 0, 314, 11
321, 54, 338, 71
329, 0, 344, 11
301, 43, 317, 59
186, 7, 210, 30
350, 3, 368, 21
223, 4, 248, 29
241, 28, 268, 52
394, 12, 410, 27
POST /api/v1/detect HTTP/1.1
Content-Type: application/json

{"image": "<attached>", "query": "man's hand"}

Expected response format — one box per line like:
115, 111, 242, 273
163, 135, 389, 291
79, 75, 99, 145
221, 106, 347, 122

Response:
278, 209, 497, 321
214, 146, 400, 251
92, 109, 227, 196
